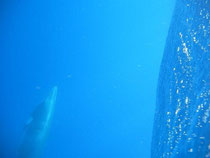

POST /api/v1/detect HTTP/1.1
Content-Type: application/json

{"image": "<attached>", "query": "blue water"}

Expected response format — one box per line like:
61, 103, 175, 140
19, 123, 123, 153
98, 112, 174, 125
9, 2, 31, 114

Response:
0, 1, 174, 158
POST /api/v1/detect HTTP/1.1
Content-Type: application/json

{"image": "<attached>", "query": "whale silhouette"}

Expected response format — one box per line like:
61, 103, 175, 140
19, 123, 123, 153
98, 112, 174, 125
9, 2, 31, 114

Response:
18, 87, 57, 158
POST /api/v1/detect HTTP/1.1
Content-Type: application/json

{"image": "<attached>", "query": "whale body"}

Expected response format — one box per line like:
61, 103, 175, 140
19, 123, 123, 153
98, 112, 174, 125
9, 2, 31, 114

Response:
151, 1, 209, 157
18, 87, 57, 158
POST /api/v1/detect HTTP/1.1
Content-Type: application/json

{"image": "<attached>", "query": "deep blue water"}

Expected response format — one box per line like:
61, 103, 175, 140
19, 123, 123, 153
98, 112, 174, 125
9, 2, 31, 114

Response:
0, 1, 174, 158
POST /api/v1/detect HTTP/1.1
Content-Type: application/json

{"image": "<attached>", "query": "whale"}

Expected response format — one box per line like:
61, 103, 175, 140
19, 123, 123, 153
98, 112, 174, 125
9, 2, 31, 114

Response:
151, 0, 209, 157
18, 86, 58, 158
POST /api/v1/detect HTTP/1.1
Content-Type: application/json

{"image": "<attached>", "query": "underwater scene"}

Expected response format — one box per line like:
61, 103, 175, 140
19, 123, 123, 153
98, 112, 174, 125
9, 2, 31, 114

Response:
0, 0, 209, 158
